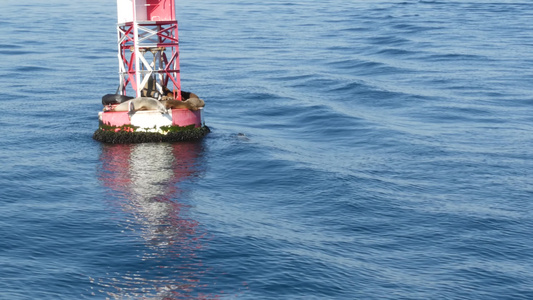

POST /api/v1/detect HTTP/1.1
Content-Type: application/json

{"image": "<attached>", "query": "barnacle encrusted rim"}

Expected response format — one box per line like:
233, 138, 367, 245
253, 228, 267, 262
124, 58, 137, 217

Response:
93, 125, 210, 144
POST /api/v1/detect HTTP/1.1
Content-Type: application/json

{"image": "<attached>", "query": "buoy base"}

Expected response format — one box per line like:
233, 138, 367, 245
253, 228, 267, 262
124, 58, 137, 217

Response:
94, 104, 208, 144
93, 126, 210, 144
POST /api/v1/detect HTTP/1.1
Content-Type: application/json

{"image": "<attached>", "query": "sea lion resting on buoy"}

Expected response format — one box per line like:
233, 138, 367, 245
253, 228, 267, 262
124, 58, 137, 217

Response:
110, 96, 205, 113
111, 97, 168, 114
161, 97, 205, 111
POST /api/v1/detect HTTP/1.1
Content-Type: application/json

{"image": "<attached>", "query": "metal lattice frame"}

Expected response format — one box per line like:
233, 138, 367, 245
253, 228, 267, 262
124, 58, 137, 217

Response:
117, 20, 181, 100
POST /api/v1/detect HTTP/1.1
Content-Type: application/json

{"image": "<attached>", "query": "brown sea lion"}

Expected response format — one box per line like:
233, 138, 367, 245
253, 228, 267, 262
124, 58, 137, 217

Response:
161, 97, 205, 111
111, 97, 168, 114
141, 77, 201, 101
141, 76, 199, 100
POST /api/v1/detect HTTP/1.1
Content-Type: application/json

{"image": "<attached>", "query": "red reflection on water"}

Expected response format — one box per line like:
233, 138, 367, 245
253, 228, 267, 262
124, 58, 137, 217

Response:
96, 142, 220, 299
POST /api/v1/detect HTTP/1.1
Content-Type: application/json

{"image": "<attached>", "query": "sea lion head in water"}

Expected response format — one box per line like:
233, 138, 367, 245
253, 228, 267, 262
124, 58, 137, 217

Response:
111, 97, 168, 114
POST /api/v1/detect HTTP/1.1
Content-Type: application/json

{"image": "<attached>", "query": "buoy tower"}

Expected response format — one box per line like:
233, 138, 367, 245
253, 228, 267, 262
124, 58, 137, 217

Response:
93, 0, 209, 144
116, 0, 181, 99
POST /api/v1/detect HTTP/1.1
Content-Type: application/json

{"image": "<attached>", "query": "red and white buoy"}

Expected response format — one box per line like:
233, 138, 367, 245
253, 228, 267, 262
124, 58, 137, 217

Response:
94, 0, 209, 143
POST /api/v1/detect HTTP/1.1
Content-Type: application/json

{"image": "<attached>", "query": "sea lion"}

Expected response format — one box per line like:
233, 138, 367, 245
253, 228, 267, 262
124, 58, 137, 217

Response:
101, 94, 133, 105
161, 97, 205, 111
181, 91, 200, 100
111, 97, 168, 114
141, 77, 201, 101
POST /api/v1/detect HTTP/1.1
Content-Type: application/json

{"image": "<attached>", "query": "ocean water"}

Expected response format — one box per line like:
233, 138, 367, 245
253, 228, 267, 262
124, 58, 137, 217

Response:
1, 0, 533, 299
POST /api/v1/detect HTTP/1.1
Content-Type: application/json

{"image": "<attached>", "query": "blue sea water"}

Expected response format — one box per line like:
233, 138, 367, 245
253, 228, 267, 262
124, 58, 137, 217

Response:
1, 0, 533, 299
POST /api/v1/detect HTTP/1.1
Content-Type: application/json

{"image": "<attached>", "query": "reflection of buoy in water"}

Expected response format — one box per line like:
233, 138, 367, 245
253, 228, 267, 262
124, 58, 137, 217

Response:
96, 142, 214, 298
93, 0, 209, 144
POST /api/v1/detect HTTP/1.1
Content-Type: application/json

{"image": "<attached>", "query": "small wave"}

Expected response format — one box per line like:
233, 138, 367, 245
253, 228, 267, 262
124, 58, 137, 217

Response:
374, 48, 418, 57
367, 35, 411, 46
268, 73, 316, 82
391, 23, 444, 33
0, 44, 23, 49
327, 58, 383, 69
326, 58, 410, 76
0, 50, 38, 56
14, 66, 54, 73
415, 105, 505, 125
423, 52, 491, 62
339, 26, 373, 33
